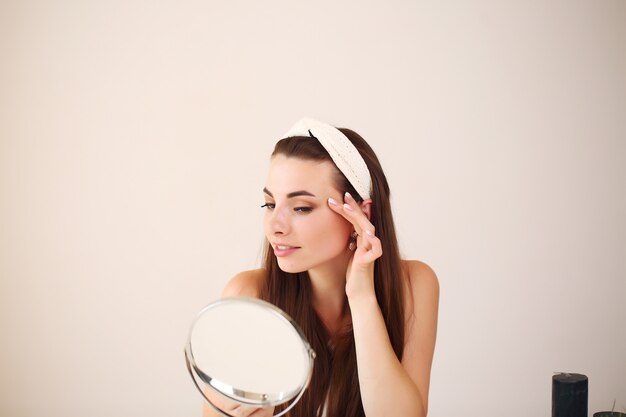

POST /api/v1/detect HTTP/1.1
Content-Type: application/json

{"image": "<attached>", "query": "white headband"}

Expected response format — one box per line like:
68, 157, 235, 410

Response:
281, 118, 372, 200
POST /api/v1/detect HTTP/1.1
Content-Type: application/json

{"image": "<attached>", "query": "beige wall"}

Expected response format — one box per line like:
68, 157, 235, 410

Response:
1, 1, 624, 416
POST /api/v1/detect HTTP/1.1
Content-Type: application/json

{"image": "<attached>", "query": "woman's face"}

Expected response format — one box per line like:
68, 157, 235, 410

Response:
263, 155, 353, 274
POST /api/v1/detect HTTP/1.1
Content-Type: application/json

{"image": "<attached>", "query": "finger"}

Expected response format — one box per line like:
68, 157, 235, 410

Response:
357, 231, 383, 263
327, 197, 363, 234
355, 231, 372, 251
248, 408, 275, 417
357, 230, 379, 252
327, 194, 375, 241
342, 192, 375, 236
365, 230, 383, 257
232, 406, 260, 417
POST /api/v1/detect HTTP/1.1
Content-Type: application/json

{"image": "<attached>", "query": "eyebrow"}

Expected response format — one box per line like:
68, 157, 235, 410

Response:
263, 187, 317, 198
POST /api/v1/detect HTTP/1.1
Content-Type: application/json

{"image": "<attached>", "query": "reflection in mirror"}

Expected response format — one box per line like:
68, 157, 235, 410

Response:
185, 297, 316, 417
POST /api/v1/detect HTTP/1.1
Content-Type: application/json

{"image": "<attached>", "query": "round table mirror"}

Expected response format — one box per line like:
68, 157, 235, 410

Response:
185, 297, 316, 417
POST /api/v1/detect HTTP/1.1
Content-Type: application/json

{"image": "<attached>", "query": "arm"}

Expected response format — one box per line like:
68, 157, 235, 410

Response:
330, 194, 439, 417
349, 261, 439, 417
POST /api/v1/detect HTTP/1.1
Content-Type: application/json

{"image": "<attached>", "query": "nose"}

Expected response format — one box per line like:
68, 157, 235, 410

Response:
266, 205, 290, 236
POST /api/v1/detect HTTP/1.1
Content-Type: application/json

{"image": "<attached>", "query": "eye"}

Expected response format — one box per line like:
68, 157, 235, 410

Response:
261, 203, 275, 210
294, 207, 313, 214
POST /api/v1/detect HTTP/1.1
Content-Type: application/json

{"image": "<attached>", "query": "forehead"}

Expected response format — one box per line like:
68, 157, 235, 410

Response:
265, 155, 339, 195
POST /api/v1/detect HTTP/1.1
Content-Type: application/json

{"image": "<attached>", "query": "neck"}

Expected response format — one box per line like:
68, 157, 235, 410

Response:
307, 252, 352, 335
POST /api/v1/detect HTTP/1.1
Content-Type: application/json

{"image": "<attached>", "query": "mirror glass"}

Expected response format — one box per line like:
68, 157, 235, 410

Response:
185, 297, 315, 411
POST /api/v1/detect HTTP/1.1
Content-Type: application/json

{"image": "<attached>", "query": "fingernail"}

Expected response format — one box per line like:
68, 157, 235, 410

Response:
365, 230, 374, 236
343, 203, 353, 211
328, 198, 338, 206
345, 192, 353, 200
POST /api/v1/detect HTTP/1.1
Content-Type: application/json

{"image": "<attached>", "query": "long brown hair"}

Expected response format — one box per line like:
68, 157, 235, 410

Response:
260, 128, 406, 417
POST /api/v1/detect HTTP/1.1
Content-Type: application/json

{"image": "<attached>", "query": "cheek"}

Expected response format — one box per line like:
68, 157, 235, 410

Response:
262, 216, 270, 238
309, 214, 351, 246
262, 212, 271, 233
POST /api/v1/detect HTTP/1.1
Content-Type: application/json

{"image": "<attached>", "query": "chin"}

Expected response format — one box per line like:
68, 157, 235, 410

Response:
276, 260, 307, 274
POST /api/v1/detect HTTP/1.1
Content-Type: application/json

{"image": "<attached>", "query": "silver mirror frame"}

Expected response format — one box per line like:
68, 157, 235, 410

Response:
185, 297, 316, 417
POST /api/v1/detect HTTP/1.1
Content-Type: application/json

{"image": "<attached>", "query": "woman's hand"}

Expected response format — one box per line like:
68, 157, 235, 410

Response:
328, 192, 382, 301
202, 388, 275, 417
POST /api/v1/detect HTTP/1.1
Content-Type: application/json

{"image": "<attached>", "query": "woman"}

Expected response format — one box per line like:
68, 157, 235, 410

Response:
204, 118, 439, 417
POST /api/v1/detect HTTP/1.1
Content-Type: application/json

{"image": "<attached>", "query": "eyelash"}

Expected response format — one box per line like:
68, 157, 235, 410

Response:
260, 203, 313, 214
294, 207, 313, 213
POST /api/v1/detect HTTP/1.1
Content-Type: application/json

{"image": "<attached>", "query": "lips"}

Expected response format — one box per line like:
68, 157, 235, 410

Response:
276, 244, 297, 250
273, 243, 301, 257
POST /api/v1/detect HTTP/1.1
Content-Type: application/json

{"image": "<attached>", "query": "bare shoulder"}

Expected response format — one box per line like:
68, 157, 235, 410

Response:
221, 268, 267, 298
400, 259, 440, 340
399, 260, 439, 414
403, 259, 439, 298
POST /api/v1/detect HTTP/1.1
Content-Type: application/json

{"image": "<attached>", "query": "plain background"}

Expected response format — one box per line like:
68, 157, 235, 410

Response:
1, 1, 624, 416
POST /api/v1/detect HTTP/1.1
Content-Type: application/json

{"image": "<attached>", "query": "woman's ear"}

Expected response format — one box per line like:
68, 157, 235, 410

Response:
359, 199, 373, 221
